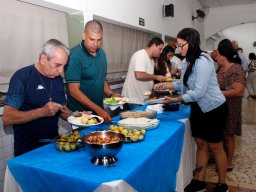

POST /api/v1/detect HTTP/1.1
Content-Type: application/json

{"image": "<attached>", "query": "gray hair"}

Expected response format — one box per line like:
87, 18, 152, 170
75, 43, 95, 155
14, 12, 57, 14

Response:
41, 39, 69, 60
84, 20, 103, 33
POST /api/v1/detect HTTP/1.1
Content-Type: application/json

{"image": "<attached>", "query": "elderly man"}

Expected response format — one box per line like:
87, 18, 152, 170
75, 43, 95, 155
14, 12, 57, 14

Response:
65, 20, 120, 123
3, 39, 71, 156
122, 37, 166, 109
231, 40, 248, 72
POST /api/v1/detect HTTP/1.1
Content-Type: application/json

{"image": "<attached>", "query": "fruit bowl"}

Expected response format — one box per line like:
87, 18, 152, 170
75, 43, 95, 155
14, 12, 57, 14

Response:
55, 131, 84, 152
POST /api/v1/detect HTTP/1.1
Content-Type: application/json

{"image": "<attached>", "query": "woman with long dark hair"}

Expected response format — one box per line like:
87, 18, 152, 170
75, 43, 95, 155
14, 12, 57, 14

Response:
155, 28, 229, 192
154, 45, 173, 83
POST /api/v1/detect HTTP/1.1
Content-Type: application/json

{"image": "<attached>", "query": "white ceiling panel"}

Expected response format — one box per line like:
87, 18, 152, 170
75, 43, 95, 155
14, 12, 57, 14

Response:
198, 0, 256, 8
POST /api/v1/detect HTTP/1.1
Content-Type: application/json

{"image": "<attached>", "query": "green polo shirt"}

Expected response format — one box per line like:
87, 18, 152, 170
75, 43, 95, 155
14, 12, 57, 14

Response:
65, 41, 107, 112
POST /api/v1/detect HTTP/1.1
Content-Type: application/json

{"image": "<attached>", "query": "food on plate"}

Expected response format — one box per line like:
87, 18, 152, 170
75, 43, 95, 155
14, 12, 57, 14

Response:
147, 89, 179, 101
83, 135, 121, 144
81, 116, 101, 125
120, 110, 156, 119
109, 125, 146, 142
149, 96, 156, 100
104, 97, 129, 105
55, 130, 83, 152
166, 77, 173, 82
71, 111, 82, 117
143, 90, 152, 96
71, 111, 92, 117
68, 114, 104, 127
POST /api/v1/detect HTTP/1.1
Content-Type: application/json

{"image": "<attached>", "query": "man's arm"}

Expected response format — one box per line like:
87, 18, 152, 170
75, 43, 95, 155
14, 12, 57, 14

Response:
68, 83, 112, 123
135, 71, 166, 82
104, 81, 121, 97
3, 102, 63, 126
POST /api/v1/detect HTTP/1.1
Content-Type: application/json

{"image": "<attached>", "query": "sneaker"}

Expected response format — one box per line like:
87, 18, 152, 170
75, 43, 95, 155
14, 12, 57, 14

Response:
214, 183, 229, 192
184, 179, 206, 192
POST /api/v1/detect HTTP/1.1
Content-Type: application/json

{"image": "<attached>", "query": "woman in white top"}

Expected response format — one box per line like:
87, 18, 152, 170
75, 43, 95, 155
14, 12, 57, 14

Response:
246, 52, 256, 99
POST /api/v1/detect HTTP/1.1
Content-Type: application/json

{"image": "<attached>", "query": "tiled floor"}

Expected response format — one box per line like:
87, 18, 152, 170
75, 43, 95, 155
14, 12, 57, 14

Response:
205, 96, 256, 192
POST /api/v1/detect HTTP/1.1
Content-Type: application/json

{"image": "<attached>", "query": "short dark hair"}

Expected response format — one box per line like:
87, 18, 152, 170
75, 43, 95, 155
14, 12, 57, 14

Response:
249, 52, 256, 60
84, 20, 103, 33
162, 45, 175, 55
147, 37, 164, 47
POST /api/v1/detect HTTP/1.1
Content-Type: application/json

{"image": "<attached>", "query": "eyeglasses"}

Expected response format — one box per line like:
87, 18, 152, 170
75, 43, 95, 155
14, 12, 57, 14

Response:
177, 42, 188, 49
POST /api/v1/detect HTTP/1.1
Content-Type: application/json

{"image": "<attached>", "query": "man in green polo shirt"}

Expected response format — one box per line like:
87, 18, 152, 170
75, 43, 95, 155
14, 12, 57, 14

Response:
65, 20, 120, 123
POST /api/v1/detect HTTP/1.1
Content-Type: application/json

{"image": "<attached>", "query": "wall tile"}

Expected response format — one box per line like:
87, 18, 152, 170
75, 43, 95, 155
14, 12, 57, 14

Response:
3, 145, 13, 158
2, 135, 13, 147
0, 149, 4, 160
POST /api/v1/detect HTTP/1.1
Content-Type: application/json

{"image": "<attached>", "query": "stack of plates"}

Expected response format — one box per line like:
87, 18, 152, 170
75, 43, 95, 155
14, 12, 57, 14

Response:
117, 117, 159, 130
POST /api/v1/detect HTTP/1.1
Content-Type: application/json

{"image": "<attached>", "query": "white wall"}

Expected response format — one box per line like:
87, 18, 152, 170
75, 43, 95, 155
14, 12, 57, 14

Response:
21, 0, 85, 13
26, 0, 204, 45
15, 1, 256, 55
84, 0, 201, 39
204, 4, 256, 39
217, 23, 256, 59
203, 3, 256, 54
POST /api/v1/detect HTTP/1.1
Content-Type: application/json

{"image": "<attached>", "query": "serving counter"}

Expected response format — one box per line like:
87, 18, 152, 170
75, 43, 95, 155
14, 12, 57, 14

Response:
4, 106, 195, 192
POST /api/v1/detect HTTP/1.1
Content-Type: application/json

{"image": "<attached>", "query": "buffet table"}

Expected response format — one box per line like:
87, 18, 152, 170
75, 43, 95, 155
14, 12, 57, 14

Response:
4, 106, 195, 192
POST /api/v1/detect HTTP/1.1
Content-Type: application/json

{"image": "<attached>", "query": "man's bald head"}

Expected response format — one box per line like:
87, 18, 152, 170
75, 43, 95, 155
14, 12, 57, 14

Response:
84, 20, 103, 34
82, 20, 103, 55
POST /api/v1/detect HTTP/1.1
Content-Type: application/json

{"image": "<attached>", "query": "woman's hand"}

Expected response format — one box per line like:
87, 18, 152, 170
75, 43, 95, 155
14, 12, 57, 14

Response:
154, 82, 173, 90
160, 96, 183, 104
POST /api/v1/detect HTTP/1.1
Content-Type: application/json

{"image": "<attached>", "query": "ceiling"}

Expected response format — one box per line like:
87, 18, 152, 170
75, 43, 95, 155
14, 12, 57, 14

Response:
198, 0, 256, 8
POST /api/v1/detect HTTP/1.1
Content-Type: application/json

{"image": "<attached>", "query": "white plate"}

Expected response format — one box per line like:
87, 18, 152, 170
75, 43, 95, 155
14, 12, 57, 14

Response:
67, 115, 104, 127
118, 118, 160, 130
154, 89, 169, 93
104, 97, 129, 106
145, 98, 165, 104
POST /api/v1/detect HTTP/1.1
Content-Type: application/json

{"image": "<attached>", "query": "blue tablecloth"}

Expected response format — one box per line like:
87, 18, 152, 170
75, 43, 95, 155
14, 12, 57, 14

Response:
7, 106, 190, 192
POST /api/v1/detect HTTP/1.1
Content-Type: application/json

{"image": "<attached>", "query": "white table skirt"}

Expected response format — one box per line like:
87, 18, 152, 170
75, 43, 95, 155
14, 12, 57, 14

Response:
176, 119, 196, 192
4, 118, 195, 192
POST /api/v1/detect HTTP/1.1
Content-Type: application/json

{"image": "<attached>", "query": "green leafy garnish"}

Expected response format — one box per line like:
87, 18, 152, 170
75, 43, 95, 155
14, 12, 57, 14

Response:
104, 97, 119, 104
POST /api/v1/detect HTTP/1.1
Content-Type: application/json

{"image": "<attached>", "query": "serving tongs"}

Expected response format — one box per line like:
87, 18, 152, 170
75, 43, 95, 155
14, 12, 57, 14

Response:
38, 132, 84, 146
71, 111, 94, 117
